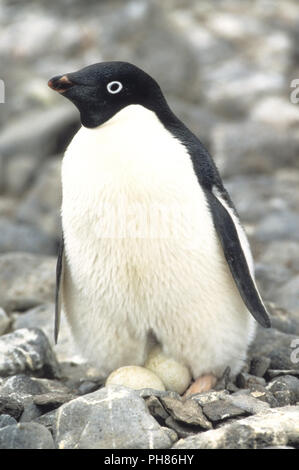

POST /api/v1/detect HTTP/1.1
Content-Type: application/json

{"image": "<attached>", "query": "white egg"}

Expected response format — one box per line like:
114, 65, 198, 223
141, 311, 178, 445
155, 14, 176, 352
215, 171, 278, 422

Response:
105, 365, 166, 391
144, 346, 191, 394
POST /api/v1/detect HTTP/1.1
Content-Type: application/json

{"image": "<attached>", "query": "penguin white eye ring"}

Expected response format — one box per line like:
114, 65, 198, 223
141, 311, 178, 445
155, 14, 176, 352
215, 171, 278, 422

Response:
107, 81, 123, 94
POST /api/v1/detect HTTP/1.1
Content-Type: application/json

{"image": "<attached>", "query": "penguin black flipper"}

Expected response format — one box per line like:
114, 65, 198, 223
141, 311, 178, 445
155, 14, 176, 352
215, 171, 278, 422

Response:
204, 189, 271, 328
55, 236, 65, 343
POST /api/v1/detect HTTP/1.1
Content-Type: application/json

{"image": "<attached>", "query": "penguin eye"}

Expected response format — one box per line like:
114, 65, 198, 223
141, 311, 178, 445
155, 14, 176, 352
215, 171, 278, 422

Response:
107, 81, 123, 94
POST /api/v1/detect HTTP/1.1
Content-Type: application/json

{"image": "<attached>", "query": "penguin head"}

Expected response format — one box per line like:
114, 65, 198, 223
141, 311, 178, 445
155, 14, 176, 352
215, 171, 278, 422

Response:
48, 61, 165, 128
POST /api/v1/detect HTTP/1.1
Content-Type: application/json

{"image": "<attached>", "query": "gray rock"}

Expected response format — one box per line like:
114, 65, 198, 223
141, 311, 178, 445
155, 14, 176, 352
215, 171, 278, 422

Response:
255, 263, 292, 301
138, 388, 181, 400
226, 392, 270, 415
77, 381, 101, 396
160, 396, 212, 429
250, 356, 271, 377
0, 414, 17, 429
13, 303, 85, 366
0, 396, 23, 420
173, 406, 299, 449
19, 401, 42, 423
165, 416, 198, 439
265, 304, 299, 336
267, 369, 299, 379
4, 154, 39, 197
272, 390, 295, 407
0, 217, 56, 255
54, 385, 178, 449
0, 252, 56, 312
34, 409, 58, 434
190, 390, 230, 406
236, 372, 266, 389
273, 275, 299, 313
212, 122, 299, 178
258, 240, 299, 275
0, 422, 55, 449
202, 400, 246, 422
0, 104, 77, 160
267, 375, 299, 402
0, 374, 70, 398
249, 387, 279, 408
145, 395, 169, 421
249, 326, 299, 371
33, 392, 76, 412
0, 328, 60, 378
16, 159, 62, 241
0, 308, 10, 336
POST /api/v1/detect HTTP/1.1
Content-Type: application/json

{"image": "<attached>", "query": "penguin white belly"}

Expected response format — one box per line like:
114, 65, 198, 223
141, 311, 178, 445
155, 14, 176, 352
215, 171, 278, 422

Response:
61, 105, 256, 379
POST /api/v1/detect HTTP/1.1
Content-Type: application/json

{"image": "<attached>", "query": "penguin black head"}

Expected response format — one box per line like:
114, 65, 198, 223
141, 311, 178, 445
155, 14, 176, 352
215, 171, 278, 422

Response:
48, 61, 166, 128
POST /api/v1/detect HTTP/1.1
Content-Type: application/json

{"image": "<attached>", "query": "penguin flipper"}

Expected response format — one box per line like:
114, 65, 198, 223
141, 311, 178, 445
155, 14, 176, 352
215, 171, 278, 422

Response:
55, 236, 65, 343
205, 189, 271, 328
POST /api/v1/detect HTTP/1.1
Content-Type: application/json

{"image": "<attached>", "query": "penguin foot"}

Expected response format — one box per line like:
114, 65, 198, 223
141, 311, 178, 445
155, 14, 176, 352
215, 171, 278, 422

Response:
183, 374, 217, 397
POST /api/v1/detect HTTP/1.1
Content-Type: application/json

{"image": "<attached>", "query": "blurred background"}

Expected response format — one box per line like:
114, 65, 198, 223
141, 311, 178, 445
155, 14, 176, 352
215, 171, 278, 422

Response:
0, 0, 299, 338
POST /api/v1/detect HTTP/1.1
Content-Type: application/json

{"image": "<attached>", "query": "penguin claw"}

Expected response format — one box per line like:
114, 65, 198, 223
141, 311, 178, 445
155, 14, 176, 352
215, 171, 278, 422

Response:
183, 374, 217, 398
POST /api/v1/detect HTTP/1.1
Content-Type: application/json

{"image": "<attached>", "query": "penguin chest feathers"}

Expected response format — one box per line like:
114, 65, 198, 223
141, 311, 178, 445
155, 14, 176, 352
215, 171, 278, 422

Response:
61, 104, 221, 291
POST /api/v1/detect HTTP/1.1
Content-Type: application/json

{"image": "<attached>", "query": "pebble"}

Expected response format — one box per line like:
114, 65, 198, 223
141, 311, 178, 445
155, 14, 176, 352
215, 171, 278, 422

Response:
160, 395, 212, 429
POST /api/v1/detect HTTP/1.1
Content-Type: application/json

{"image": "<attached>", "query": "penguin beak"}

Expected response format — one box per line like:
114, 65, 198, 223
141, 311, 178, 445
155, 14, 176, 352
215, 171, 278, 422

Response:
48, 75, 75, 93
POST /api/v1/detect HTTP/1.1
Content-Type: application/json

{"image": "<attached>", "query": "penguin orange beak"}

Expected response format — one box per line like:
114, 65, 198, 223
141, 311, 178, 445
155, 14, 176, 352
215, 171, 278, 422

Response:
48, 75, 74, 93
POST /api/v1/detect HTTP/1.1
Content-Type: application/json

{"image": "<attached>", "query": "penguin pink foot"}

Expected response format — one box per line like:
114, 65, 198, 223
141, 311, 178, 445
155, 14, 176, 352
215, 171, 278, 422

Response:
183, 374, 217, 397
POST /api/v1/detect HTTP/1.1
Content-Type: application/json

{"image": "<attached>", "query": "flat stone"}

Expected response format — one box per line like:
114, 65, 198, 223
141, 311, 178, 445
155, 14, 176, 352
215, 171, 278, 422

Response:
226, 392, 270, 414
33, 392, 76, 412
160, 396, 212, 429
173, 406, 299, 449
54, 385, 178, 449
145, 395, 169, 421
267, 369, 299, 379
0, 422, 55, 449
202, 400, 246, 422
0, 374, 70, 399
189, 390, 230, 406
165, 416, 199, 439
13, 303, 85, 366
0, 328, 60, 378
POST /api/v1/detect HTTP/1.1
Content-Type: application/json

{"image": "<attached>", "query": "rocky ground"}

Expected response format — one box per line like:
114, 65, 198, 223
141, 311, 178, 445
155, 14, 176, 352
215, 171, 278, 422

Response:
0, 0, 299, 449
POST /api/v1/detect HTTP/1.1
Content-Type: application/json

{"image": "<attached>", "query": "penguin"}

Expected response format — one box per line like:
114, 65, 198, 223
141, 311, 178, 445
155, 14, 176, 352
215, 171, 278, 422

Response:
48, 61, 270, 394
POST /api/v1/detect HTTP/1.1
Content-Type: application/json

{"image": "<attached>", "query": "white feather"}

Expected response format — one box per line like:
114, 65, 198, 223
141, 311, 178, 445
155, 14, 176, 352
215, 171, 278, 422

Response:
61, 104, 256, 379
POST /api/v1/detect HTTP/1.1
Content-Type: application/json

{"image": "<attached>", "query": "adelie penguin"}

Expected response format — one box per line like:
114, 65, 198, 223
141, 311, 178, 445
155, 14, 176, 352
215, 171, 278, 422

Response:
48, 61, 271, 395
